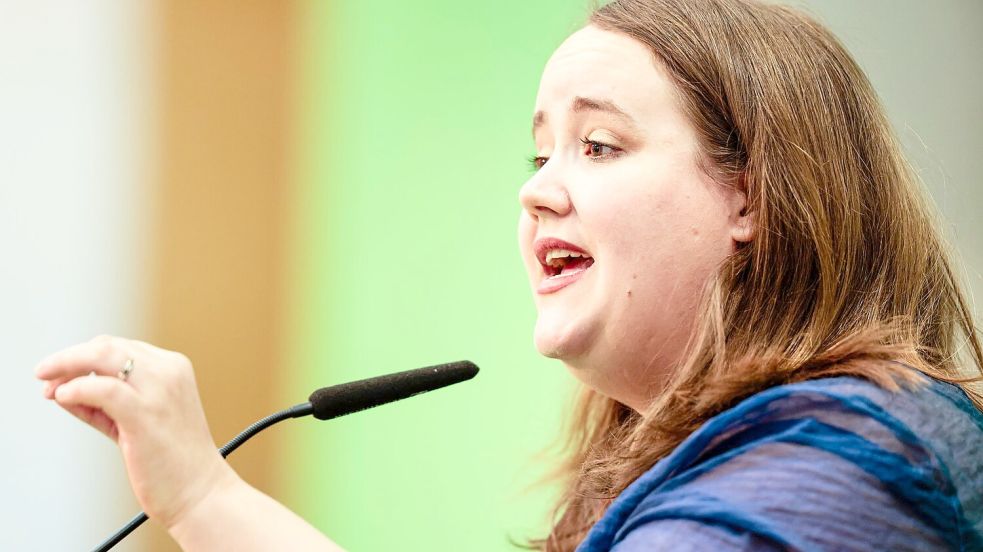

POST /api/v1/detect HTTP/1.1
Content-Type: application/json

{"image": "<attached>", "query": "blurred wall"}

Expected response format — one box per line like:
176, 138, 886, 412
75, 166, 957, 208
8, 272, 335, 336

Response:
0, 1, 152, 550
799, 0, 983, 317
143, 1, 296, 550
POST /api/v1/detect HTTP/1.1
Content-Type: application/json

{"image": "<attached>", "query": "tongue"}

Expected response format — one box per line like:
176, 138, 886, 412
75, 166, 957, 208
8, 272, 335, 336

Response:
560, 256, 593, 275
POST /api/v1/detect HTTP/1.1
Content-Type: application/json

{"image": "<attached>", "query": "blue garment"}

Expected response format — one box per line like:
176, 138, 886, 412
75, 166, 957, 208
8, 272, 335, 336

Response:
577, 376, 983, 551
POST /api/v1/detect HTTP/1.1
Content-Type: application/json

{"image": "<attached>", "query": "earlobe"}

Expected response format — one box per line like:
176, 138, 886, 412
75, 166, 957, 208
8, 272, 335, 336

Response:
732, 207, 755, 243
730, 175, 754, 243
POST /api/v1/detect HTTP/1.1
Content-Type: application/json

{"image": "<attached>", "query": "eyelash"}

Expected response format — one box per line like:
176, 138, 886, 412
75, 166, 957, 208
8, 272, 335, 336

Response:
527, 137, 622, 172
527, 154, 548, 172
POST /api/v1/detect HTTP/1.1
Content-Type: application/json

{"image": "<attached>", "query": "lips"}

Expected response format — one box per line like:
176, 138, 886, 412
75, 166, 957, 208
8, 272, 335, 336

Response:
533, 237, 595, 294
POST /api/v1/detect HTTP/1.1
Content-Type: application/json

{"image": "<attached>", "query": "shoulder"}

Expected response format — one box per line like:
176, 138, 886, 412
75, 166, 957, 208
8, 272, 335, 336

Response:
579, 376, 983, 552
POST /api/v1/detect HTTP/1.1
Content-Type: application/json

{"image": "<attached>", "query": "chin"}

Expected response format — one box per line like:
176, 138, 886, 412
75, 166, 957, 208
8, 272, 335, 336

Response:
532, 314, 595, 361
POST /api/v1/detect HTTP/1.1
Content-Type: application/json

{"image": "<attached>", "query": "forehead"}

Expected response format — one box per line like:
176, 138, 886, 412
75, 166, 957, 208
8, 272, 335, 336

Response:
535, 25, 680, 126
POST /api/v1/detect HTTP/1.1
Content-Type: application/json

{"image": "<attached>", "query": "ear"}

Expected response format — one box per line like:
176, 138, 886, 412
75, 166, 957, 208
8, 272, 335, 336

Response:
728, 174, 754, 243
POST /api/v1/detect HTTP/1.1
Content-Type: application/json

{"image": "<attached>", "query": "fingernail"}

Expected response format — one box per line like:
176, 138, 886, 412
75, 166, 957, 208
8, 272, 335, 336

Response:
40, 380, 51, 397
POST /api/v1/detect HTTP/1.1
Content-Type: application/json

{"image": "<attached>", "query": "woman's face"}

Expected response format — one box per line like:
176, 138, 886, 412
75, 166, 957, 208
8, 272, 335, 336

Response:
518, 25, 751, 412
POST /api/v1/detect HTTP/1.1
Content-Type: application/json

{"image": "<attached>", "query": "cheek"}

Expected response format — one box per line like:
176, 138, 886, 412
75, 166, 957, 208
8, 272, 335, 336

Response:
594, 170, 734, 300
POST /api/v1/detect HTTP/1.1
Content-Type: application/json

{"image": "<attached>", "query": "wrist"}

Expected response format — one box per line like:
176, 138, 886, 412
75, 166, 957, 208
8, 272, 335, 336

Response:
164, 458, 244, 540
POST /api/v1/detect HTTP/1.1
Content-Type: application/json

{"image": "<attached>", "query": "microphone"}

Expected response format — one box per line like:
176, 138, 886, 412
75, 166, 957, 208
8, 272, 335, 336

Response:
92, 360, 479, 552
309, 360, 479, 420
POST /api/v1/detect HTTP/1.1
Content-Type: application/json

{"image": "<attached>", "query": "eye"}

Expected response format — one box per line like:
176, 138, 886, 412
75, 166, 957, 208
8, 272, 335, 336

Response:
580, 137, 620, 159
527, 155, 549, 172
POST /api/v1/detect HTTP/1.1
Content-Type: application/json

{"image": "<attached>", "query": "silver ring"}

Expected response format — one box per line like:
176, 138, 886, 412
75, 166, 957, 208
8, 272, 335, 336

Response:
117, 358, 134, 382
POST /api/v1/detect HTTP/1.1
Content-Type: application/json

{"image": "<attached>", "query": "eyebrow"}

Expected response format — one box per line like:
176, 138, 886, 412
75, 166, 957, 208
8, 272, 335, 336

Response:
532, 96, 638, 136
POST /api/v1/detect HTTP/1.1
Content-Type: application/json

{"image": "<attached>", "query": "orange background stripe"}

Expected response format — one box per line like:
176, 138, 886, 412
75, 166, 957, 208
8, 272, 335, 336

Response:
147, 1, 296, 548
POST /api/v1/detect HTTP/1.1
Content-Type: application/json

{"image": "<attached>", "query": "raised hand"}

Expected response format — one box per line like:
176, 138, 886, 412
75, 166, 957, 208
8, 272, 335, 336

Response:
34, 335, 239, 531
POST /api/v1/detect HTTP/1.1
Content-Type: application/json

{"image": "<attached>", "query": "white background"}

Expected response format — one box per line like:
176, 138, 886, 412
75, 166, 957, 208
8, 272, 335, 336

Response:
0, 1, 153, 550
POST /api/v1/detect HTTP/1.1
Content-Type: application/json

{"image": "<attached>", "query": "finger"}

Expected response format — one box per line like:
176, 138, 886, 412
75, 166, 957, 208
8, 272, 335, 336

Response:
35, 335, 122, 378
53, 374, 139, 424
42, 371, 98, 400
42, 378, 62, 399
35, 336, 133, 380
61, 403, 119, 441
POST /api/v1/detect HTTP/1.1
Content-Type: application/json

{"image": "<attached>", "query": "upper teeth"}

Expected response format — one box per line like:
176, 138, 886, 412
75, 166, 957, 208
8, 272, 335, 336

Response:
545, 249, 586, 264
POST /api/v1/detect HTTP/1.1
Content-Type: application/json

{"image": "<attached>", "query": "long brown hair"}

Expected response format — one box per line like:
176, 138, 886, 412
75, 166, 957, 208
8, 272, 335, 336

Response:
537, 0, 983, 550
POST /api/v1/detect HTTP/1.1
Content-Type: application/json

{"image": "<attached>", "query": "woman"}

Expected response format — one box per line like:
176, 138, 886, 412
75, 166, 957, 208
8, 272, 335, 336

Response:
35, 0, 983, 550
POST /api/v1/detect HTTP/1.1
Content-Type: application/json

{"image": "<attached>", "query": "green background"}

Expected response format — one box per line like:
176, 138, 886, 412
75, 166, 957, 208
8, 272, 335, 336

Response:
282, 2, 587, 549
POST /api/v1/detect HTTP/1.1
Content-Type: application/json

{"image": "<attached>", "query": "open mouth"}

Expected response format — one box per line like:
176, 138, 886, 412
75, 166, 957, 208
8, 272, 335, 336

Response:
542, 249, 595, 278
534, 238, 595, 284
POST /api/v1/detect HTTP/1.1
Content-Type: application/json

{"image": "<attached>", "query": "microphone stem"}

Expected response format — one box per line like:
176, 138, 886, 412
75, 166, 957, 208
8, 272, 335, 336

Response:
220, 402, 313, 458
91, 402, 314, 552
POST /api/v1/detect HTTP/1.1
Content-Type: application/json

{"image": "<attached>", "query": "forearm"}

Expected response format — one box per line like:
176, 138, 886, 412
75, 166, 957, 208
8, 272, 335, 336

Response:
168, 472, 344, 552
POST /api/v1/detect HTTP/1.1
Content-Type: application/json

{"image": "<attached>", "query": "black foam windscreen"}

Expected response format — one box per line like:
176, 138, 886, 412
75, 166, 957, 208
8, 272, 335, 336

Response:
307, 360, 479, 420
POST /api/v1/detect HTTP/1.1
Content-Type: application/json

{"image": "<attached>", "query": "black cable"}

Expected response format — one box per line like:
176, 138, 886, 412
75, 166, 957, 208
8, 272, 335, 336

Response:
219, 403, 313, 458
91, 402, 314, 552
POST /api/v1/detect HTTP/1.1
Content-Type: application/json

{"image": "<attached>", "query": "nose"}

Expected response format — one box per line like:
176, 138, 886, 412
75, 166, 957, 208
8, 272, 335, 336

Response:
518, 167, 572, 220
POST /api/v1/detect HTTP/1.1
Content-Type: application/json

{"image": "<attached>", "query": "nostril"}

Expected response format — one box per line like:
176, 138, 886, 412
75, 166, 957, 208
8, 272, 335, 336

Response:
519, 173, 571, 217
531, 194, 570, 217
521, 208, 540, 223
